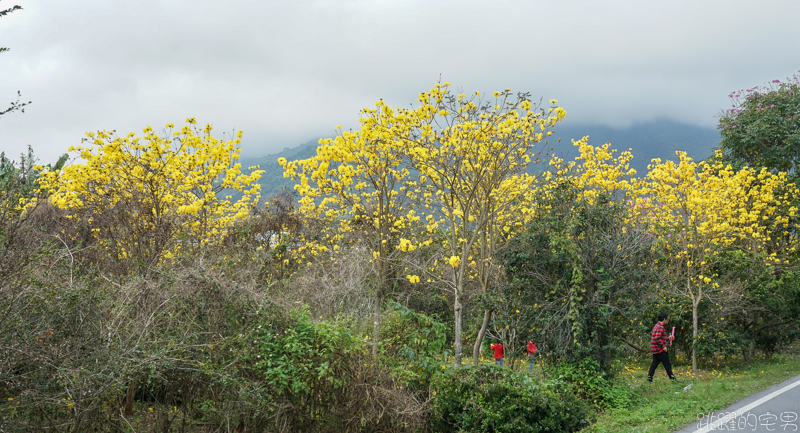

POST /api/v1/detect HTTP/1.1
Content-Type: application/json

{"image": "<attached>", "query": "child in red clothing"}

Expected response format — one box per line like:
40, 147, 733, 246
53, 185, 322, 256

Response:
490, 340, 504, 366
526, 341, 538, 371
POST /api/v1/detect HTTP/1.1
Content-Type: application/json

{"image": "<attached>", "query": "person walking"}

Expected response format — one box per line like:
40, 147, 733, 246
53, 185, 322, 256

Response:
526, 341, 538, 371
490, 340, 504, 366
647, 312, 679, 382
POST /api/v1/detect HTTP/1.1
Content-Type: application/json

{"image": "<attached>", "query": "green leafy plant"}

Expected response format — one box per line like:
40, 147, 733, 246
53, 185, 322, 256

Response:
242, 306, 427, 432
550, 358, 637, 409
429, 364, 589, 433
380, 301, 450, 388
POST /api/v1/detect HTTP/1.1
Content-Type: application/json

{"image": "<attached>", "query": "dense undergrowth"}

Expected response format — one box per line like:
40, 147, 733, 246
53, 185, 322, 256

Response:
0, 249, 590, 432
1, 214, 798, 433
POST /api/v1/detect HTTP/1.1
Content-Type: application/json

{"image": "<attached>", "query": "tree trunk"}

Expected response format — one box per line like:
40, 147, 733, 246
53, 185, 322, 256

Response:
372, 253, 386, 356
373, 286, 382, 356
692, 300, 699, 374
124, 376, 137, 416
742, 340, 753, 364
454, 291, 463, 366
472, 310, 491, 366
472, 223, 492, 367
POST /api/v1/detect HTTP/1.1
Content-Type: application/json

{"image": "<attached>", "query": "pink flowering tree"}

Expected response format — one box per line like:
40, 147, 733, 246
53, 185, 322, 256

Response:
717, 72, 800, 181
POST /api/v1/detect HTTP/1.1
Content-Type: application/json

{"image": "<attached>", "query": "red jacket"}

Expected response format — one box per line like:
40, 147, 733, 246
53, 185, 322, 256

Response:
527, 342, 538, 355
490, 343, 504, 359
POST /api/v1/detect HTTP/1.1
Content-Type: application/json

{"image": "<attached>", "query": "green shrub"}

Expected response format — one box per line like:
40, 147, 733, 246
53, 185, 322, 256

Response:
380, 302, 449, 389
550, 358, 637, 409
429, 364, 589, 433
240, 306, 428, 432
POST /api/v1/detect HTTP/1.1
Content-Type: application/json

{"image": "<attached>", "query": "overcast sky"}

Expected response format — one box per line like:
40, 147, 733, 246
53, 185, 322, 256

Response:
1, 0, 799, 163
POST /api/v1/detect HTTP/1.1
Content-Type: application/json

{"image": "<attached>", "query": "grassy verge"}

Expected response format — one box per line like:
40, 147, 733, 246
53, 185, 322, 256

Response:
584, 348, 800, 433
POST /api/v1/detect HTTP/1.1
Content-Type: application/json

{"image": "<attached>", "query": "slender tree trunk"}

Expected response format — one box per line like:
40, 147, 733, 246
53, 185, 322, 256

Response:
454, 289, 463, 366
373, 286, 382, 356
692, 299, 699, 374
372, 196, 389, 356
124, 376, 137, 416
742, 342, 752, 364
472, 310, 491, 366
373, 225, 388, 356
472, 217, 492, 366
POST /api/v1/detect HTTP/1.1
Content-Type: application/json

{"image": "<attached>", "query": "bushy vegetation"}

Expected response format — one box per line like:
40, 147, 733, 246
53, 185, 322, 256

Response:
717, 72, 800, 180
3, 77, 800, 431
429, 365, 588, 433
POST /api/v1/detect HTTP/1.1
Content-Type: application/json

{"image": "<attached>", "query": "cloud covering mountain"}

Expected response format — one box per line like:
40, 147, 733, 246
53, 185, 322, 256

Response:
0, 1, 797, 165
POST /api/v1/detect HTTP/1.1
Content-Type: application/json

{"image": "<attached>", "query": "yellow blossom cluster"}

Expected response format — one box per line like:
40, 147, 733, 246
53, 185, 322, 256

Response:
569, 137, 637, 201
637, 150, 796, 254
37, 119, 263, 265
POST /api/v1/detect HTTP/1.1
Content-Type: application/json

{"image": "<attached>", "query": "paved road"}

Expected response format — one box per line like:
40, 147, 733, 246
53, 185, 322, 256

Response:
674, 374, 800, 432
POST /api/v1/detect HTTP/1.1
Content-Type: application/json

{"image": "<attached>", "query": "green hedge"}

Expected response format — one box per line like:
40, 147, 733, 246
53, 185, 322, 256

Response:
429, 364, 589, 432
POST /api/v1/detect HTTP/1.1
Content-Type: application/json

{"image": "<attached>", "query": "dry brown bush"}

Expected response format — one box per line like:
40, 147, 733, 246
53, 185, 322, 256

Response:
0, 249, 265, 432
1, 238, 436, 432
274, 245, 375, 320
299, 354, 430, 433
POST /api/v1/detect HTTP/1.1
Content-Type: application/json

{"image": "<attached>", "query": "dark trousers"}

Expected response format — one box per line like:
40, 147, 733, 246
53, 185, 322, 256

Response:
648, 351, 674, 379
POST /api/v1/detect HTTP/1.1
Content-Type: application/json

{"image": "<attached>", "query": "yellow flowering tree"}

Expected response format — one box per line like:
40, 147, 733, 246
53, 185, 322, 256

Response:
38, 118, 263, 273
637, 151, 796, 372
280, 125, 419, 354
350, 83, 565, 365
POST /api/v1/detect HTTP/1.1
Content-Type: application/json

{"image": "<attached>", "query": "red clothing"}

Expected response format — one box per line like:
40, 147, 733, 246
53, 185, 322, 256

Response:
490, 343, 504, 359
651, 321, 668, 354
527, 342, 538, 355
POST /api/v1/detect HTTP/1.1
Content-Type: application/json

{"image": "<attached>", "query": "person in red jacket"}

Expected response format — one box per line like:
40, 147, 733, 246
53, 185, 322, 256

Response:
526, 341, 538, 371
490, 340, 504, 366
647, 312, 679, 382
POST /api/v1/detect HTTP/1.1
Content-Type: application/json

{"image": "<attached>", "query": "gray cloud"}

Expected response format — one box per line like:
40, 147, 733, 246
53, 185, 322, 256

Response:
1, 0, 799, 163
